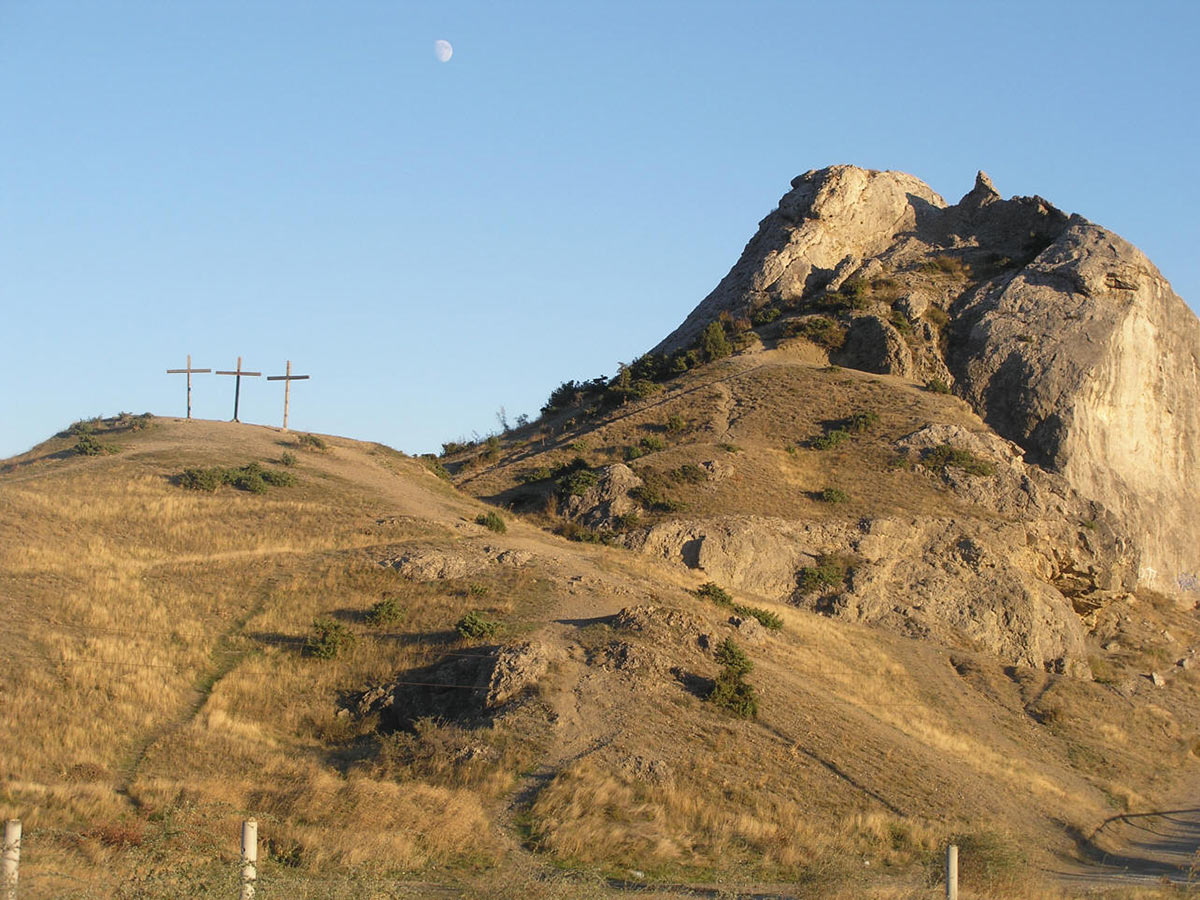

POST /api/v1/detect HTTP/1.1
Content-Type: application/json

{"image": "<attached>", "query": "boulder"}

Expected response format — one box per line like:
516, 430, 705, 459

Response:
834, 315, 915, 377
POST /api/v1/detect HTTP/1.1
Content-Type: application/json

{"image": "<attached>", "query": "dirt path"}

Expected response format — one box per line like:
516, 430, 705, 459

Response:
1051, 802, 1200, 889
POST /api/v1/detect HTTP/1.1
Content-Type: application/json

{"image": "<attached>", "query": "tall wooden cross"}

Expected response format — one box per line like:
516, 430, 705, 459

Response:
266, 360, 310, 431
215, 356, 262, 422
165, 354, 211, 420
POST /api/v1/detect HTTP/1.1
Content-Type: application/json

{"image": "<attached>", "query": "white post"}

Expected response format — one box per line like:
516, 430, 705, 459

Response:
946, 842, 958, 900
2, 820, 20, 900
240, 819, 257, 900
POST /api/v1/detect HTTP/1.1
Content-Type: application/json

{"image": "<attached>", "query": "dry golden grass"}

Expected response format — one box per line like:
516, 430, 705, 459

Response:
4, 414, 1200, 898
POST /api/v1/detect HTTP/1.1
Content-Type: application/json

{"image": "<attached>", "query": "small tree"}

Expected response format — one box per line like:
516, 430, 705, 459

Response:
700, 321, 732, 361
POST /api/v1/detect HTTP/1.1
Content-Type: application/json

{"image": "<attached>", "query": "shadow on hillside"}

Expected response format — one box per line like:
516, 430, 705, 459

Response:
1057, 807, 1200, 883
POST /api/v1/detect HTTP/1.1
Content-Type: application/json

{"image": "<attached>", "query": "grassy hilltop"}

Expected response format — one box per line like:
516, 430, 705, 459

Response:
1, 390, 1199, 898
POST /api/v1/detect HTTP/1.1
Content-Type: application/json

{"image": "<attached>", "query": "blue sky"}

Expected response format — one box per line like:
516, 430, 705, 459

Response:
2, 1, 1197, 458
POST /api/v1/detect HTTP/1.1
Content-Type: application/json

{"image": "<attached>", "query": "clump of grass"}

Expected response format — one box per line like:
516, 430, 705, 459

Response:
665, 414, 686, 434
476, 511, 507, 533
717, 442, 740, 453
279, 450, 297, 467
708, 637, 758, 718
364, 596, 404, 627
67, 416, 102, 436
554, 520, 620, 545
924, 378, 952, 394
303, 617, 356, 659
920, 444, 996, 476
297, 433, 328, 451
943, 831, 1027, 894
919, 254, 970, 278
796, 553, 855, 594
456, 610, 500, 641
695, 582, 733, 605
819, 487, 849, 504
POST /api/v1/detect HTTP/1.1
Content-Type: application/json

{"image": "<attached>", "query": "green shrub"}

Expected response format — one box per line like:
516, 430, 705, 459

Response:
946, 831, 1027, 893
115, 411, 154, 431
751, 306, 781, 326
518, 466, 554, 484
788, 316, 846, 350
476, 511, 507, 533
811, 429, 850, 450
695, 582, 734, 607
665, 414, 686, 434
715, 637, 753, 675
671, 464, 706, 484
844, 410, 880, 434
819, 487, 849, 504
640, 435, 666, 452
700, 320, 732, 361
734, 604, 783, 631
796, 553, 854, 594
303, 617, 356, 659
554, 520, 618, 544
176, 463, 295, 493
297, 433, 328, 451
558, 466, 599, 497
364, 596, 404, 627
920, 255, 969, 278
68, 418, 98, 436
920, 444, 996, 476
456, 611, 500, 641
717, 442, 740, 453
420, 454, 451, 480
924, 378, 952, 394
624, 445, 645, 461
178, 467, 225, 491
709, 668, 758, 718
280, 451, 297, 467
74, 435, 117, 456
629, 478, 682, 513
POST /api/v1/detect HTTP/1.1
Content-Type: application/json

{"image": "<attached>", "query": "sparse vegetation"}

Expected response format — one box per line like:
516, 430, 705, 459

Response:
694, 582, 783, 631
303, 617, 356, 659
787, 315, 846, 350
455, 610, 500, 641
819, 486, 849, 504
177, 462, 296, 493
665, 414, 686, 434
476, 510, 507, 533
297, 433, 328, 451
920, 444, 996, 476
420, 453, 451, 480
924, 378, 952, 394
280, 450, 297, 467
796, 553, 855, 594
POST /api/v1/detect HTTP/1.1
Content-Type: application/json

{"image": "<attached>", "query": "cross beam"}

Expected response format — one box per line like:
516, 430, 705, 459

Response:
215, 356, 262, 422
266, 360, 310, 431
165, 354, 212, 419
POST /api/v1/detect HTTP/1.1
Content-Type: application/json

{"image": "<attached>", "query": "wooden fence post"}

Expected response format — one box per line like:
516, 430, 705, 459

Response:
240, 819, 257, 899
946, 842, 958, 900
2, 820, 19, 900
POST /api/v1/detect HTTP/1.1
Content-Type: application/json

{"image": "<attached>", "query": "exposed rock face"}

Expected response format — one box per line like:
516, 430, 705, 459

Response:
624, 422, 1137, 674
653, 165, 945, 353
560, 463, 642, 530
653, 164, 1200, 596
950, 220, 1200, 593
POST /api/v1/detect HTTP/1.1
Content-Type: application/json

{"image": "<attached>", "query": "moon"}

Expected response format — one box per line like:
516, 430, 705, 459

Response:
434, 39, 453, 63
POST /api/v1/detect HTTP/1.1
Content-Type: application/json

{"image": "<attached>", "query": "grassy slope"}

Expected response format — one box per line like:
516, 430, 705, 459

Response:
2, 408, 1198, 899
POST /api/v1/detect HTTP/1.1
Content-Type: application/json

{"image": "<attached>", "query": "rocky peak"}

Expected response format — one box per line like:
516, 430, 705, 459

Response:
651, 165, 1200, 597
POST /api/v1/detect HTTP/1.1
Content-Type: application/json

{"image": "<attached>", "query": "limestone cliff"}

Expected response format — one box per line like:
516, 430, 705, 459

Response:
653, 165, 1200, 596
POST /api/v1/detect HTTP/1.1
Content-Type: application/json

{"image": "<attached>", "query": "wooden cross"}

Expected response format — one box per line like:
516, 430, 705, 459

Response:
215, 356, 262, 422
266, 360, 310, 431
165, 354, 211, 419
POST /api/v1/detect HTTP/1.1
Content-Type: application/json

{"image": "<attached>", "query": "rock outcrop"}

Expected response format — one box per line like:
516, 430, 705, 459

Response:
652, 164, 1200, 596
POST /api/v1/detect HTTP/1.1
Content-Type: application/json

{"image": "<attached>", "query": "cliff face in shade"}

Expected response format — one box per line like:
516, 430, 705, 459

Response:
654, 164, 1200, 595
